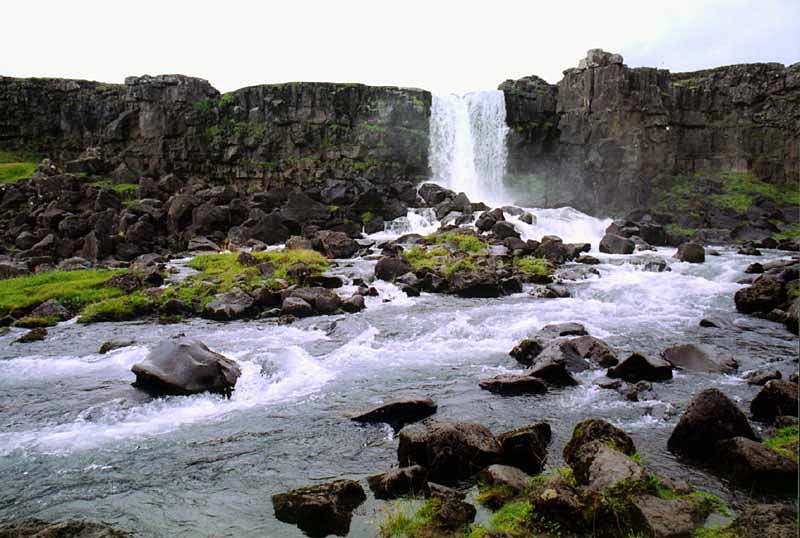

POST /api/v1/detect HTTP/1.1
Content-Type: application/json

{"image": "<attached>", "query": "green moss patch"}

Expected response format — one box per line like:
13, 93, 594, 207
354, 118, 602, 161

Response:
516, 256, 553, 277
431, 232, 487, 253
89, 180, 139, 204
0, 151, 39, 184
12, 316, 60, 328
0, 269, 125, 316
763, 425, 798, 462
78, 292, 154, 323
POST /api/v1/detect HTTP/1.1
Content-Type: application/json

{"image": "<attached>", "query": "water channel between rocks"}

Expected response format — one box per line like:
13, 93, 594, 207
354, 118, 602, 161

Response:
0, 206, 796, 537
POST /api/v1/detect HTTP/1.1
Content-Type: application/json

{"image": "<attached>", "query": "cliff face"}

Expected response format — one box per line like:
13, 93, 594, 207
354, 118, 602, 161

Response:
501, 50, 800, 215
0, 75, 431, 188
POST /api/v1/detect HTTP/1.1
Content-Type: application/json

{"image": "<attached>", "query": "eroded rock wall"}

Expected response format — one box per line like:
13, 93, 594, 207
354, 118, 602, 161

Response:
0, 75, 431, 189
501, 50, 800, 215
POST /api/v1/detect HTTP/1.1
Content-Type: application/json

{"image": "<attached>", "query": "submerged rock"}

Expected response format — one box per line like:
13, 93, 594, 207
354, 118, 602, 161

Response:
397, 420, 501, 483
98, 340, 135, 354
479, 374, 547, 396
667, 388, 758, 460
13, 327, 47, 343
272, 479, 366, 538
0, 519, 132, 537
131, 339, 241, 396
660, 343, 737, 373
351, 398, 437, 429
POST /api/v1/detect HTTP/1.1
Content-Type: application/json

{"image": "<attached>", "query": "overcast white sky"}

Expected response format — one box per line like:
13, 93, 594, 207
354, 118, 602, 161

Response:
2, 0, 798, 95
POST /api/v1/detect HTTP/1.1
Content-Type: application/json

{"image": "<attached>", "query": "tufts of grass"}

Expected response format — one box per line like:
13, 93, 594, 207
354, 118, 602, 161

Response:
443, 258, 475, 279
516, 256, 553, 277
432, 232, 487, 253
693, 526, 736, 538
89, 180, 139, 204
402, 246, 449, 272
0, 269, 125, 316
763, 425, 799, 462
486, 500, 536, 538
666, 224, 698, 237
0, 150, 40, 183
78, 292, 154, 323
711, 171, 800, 212
12, 316, 60, 328
378, 498, 440, 538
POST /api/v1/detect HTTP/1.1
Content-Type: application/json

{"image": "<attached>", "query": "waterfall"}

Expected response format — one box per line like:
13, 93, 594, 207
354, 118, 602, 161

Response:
428, 90, 510, 206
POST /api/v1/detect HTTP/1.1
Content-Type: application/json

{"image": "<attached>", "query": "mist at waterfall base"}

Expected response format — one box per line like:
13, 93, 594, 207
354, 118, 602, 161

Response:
0, 95, 797, 538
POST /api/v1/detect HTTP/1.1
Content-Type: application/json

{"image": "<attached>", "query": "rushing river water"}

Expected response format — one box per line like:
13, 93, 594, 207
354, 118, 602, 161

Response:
0, 207, 797, 537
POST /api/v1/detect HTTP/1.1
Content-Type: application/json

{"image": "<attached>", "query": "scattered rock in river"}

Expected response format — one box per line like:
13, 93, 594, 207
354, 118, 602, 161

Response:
202, 288, 257, 321
750, 380, 799, 423
715, 436, 798, 492
667, 388, 758, 461
674, 242, 705, 263
479, 374, 547, 396
272, 479, 366, 538
660, 343, 737, 373
744, 369, 782, 385
599, 233, 635, 254
367, 465, 428, 500
397, 420, 501, 483
497, 422, 551, 475
0, 519, 132, 537
13, 327, 47, 344
98, 340, 135, 354
607, 353, 673, 382
351, 398, 437, 430
131, 339, 241, 396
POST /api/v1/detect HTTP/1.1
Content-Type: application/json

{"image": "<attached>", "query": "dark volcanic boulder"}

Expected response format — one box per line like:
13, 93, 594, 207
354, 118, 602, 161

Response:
750, 380, 799, 423
575, 442, 646, 491
272, 479, 366, 538
479, 464, 531, 495
744, 369, 782, 386
674, 242, 705, 263
0, 519, 132, 537
734, 275, 786, 314
627, 494, 709, 538
599, 233, 635, 254
479, 374, 547, 396
351, 398, 437, 429
660, 344, 737, 374
202, 288, 257, 321
529, 354, 579, 387
497, 422, 551, 475
563, 419, 636, 470
539, 322, 588, 337
374, 256, 412, 281
446, 266, 501, 298
397, 420, 502, 483
715, 437, 798, 492
314, 230, 358, 259
607, 353, 672, 382
566, 336, 618, 367
492, 221, 520, 240
131, 339, 241, 396
367, 465, 428, 500
508, 339, 544, 366
667, 388, 758, 460
281, 296, 314, 317
287, 287, 342, 315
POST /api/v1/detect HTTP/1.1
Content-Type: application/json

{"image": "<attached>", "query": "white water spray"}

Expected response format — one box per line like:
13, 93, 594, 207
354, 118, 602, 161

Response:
428, 91, 510, 205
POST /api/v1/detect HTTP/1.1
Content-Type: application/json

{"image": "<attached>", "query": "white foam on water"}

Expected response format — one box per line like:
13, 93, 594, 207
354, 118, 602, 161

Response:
507, 207, 612, 248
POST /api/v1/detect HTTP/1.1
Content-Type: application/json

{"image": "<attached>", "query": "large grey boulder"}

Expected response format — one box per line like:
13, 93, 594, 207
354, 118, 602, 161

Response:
479, 374, 547, 396
715, 437, 797, 492
397, 420, 502, 483
131, 339, 240, 396
660, 343, 737, 374
607, 353, 673, 382
367, 465, 428, 500
599, 233, 635, 254
497, 422, 551, 475
202, 288, 257, 321
674, 242, 705, 263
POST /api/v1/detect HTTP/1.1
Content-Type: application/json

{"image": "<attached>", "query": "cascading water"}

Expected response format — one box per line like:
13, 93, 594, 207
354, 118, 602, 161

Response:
428, 91, 510, 206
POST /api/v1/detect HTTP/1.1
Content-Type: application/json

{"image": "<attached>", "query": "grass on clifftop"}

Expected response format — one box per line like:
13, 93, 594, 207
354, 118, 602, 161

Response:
655, 171, 800, 216
0, 150, 39, 184
0, 269, 125, 315
763, 425, 799, 462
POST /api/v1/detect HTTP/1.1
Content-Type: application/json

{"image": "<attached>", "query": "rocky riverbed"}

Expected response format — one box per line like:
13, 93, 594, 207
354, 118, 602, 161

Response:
0, 203, 797, 537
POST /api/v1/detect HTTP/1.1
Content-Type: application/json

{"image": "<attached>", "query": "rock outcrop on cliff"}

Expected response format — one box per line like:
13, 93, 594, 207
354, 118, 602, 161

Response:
0, 75, 431, 190
500, 49, 799, 217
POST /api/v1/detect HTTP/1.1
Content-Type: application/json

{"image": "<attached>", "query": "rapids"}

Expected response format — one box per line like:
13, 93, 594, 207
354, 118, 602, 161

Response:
0, 207, 796, 537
